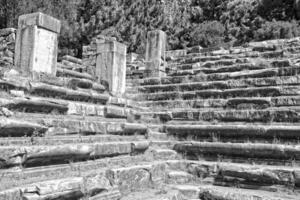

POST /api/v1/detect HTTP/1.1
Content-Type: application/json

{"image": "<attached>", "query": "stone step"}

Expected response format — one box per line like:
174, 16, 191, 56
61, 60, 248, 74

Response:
0, 134, 146, 146
120, 189, 183, 200
128, 75, 300, 94
173, 142, 300, 165
168, 59, 292, 75
166, 120, 300, 126
149, 107, 300, 123
30, 82, 109, 104
165, 124, 300, 143
0, 176, 121, 200
0, 94, 146, 116
169, 54, 244, 65
38, 75, 105, 92
0, 97, 69, 114
0, 78, 110, 104
166, 160, 300, 191
62, 55, 83, 65
57, 67, 94, 80
61, 60, 85, 70
140, 96, 300, 110
129, 66, 300, 87
147, 130, 168, 140
0, 141, 150, 168
141, 108, 300, 124
58, 62, 87, 73
168, 184, 300, 200
0, 75, 106, 99
132, 85, 300, 101
150, 148, 178, 160
168, 46, 300, 65
0, 155, 154, 191
170, 58, 247, 70
3, 158, 298, 199
0, 117, 48, 137
11, 113, 147, 136
166, 170, 195, 184
0, 161, 168, 199
166, 64, 300, 78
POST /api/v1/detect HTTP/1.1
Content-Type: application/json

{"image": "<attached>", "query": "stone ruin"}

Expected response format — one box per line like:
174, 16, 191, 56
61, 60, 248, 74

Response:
0, 12, 300, 200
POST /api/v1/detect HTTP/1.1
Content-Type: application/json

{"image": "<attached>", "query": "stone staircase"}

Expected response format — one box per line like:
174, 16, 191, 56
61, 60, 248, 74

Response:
2, 29, 300, 199
0, 55, 169, 200
123, 37, 300, 199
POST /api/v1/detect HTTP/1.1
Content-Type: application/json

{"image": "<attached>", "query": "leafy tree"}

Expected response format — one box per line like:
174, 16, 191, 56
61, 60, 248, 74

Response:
190, 20, 225, 48
1, 0, 300, 57
254, 20, 300, 41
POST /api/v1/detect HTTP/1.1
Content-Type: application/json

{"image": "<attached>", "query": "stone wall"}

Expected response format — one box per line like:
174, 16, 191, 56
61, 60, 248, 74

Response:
0, 28, 16, 72
82, 35, 116, 68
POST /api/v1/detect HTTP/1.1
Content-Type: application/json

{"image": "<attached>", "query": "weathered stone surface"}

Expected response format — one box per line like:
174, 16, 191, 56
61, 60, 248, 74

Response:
133, 75, 300, 95
67, 102, 104, 116
174, 142, 300, 160
96, 41, 127, 94
165, 124, 300, 140
15, 12, 60, 76
89, 187, 121, 200
145, 30, 166, 77
0, 28, 16, 37
104, 105, 128, 118
197, 108, 300, 123
0, 141, 146, 168
168, 185, 200, 199
62, 55, 83, 65
151, 149, 178, 160
123, 123, 147, 135
4, 97, 68, 114
62, 60, 86, 72
17, 12, 61, 33
167, 171, 194, 184
106, 163, 166, 194
131, 141, 150, 155
197, 184, 299, 200
46, 119, 108, 135
120, 189, 183, 200
216, 163, 295, 187
0, 188, 22, 200
0, 118, 47, 137
30, 82, 109, 104
106, 165, 152, 193
57, 67, 94, 80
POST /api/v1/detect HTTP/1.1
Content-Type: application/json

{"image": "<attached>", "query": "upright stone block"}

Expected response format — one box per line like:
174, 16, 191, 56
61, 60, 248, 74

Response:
14, 12, 61, 77
145, 30, 166, 77
96, 41, 127, 95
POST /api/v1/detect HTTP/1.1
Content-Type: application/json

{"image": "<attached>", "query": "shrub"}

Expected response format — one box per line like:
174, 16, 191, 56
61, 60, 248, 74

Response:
190, 20, 225, 48
254, 20, 300, 41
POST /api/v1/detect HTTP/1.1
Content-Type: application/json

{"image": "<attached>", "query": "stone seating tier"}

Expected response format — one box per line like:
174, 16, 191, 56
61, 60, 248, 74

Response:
1, 17, 300, 199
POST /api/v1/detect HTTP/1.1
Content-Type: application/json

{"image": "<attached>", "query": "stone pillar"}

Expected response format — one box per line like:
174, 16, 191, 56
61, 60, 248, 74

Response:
14, 12, 61, 77
145, 30, 166, 77
96, 41, 127, 95
295, 0, 300, 19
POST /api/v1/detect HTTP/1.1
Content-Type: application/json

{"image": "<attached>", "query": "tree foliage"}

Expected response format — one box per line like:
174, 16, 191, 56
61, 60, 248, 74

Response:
1, 0, 300, 57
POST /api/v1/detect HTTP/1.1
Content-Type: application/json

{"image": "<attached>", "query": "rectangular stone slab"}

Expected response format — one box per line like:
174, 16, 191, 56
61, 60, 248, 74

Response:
145, 30, 166, 77
174, 142, 300, 160
18, 12, 61, 33
96, 41, 126, 94
15, 13, 60, 77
